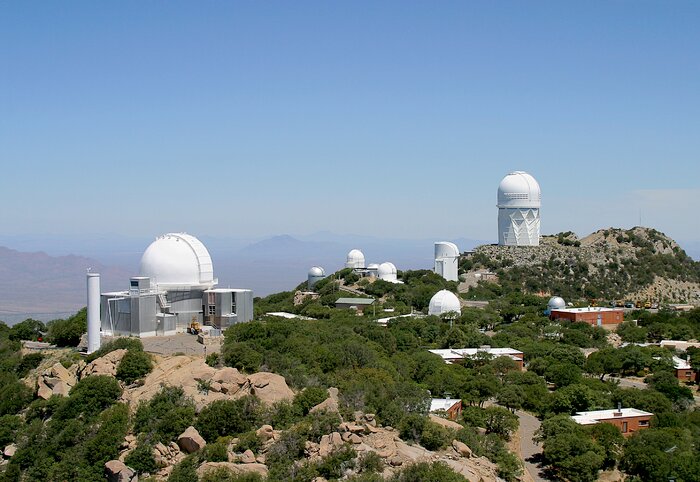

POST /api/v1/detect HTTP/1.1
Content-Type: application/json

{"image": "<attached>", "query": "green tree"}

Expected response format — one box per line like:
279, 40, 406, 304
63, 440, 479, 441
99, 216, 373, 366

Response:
46, 309, 87, 347
584, 348, 622, 380
116, 349, 153, 384
8, 319, 45, 341
196, 396, 261, 441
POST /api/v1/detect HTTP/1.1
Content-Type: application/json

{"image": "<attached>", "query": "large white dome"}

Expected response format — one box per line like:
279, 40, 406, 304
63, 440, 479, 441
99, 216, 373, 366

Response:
139, 233, 216, 289
346, 249, 366, 269
428, 290, 462, 316
377, 262, 398, 282
497, 171, 541, 209
309, 266, 326, 277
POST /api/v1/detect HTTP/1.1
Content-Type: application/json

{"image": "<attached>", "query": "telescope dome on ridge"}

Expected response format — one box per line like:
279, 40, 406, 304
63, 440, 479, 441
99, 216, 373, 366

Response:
139, 233, 216, 289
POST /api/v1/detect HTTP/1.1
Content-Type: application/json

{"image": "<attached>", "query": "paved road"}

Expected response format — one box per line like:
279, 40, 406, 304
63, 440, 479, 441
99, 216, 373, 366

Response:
609, 376, 647, 389
515, 410, 548, 482
138, 333, 221, 356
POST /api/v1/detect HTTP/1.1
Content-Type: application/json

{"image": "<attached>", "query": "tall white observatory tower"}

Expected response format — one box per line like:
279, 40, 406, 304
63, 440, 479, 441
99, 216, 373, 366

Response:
434, 242, 459, 282
86, 271, 101, 354
497, 171, 541, 246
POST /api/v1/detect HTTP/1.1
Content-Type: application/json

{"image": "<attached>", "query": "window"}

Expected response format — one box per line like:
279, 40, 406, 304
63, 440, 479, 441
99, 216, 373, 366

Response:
208, 305, 216, 315
231, 298, 237, 315
622, 422, 628, 433
639, 420, 649, 427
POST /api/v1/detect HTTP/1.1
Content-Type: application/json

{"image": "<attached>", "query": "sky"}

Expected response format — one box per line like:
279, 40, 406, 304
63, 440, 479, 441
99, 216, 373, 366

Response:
1, 1, 699, 246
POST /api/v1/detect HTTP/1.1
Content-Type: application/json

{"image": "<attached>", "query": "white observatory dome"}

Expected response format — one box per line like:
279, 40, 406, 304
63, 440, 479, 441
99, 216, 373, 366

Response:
428, 290, 462, 316
547, 296, 566, 311
309, 266, 326, 277
377, 262, 398, 282
497, 171, 541, 209
346, 249, 366, 269
367, 263, 380, 270
139, 233, 216, 289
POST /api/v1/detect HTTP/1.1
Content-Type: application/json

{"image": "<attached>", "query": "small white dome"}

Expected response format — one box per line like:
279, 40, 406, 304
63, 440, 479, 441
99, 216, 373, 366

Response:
140, 233, 215, 289
428, 290, 462, 316
497, 171, 541, 209
309, 266, 326, 277
367, 263, 380, 270
547, 296, 566, 310
346, 249, 366, 269
377, 262, 398, 282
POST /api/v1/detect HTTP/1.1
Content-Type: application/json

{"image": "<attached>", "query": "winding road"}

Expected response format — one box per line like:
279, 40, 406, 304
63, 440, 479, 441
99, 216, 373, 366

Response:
515, 410, 547, 482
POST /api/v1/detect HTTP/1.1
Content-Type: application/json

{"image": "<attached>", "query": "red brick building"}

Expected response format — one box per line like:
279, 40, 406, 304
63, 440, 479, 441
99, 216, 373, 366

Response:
673, 356, 697, 382
550, 307, 624, 327
572, 408, 653, 436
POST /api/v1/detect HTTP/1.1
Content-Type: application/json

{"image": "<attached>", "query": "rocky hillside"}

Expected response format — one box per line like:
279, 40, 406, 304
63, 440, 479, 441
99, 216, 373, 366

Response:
466, 227, 700, 303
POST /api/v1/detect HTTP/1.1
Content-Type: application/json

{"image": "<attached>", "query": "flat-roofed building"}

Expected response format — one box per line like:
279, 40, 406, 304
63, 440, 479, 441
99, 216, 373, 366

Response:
572, 407, 653, 436
429, 346, 524, 370
672, 355, 697, 382
335, 297, 375, 313
550, 307, 624, 327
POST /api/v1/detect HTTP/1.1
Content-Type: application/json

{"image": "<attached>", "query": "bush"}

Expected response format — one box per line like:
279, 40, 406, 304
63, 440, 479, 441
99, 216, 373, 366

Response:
196, 396, 261, 441
202, 441, 228, 462
8, 319, 45, 342
116, 349, 153, 384
236, 430, 262, 453
389, 461, 467, 481
293, 387, 328, 416
200, 467, 264, 482
358, 450, 383, 473
167, 454, 199, 482
0, 415, 21, 446
54, 375, 122, 421
133, 386, 196, 443
15, 353, 43, 377
46, 309, 86, 347
125, 441, 158, 474
420, 421, 454, 451
222, 342, 263, 372
205, 352, 221, 367
399, 414, 426, 444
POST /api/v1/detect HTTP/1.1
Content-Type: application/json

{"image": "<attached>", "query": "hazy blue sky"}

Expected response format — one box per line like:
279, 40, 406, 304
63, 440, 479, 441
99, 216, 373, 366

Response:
2, 1, 698, 244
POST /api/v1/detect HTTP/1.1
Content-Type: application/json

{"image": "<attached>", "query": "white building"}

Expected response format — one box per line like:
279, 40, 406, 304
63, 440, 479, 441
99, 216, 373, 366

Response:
497, 171, 541, 246
377, 262, 399, 283
345, 249, 366, 269
429, 346, 524, 368
100, 233, 253, 337
428, 290, 461, 316
434, 241, 459, 282
308, 266, 326, 290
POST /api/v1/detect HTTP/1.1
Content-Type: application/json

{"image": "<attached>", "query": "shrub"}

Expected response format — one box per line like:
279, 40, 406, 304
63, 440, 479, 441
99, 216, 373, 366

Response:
133, 386, 196, 443
0, 415, 21, 446
420, 421, 453, 450
202, 441, 228, 462
399, 414, 426, 444
200, 467, 263, 482
15, 353, 43, 377
358, 450, 383, 473
205, 352, 221, 367
236, 430, 262, 453
54, 375, 122, 421
167, 454, 199, 482
317, 445, 357, 479
116, 350, 153, 384
293, 387, 328, 416
8, 319, 45, 342
222, 342, 263, 372
125, 441, 158, 474
46, 309, 86, 347
196, 396, 261, 441
389, 461, 467, 481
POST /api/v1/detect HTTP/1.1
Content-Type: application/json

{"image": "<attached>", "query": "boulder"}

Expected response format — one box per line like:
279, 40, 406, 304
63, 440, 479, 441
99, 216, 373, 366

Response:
48, 362, 76, 385
240, 449, 256, 464
82, 349, 128, 378
256, 424, 275, 442
247, 372, 294, 404
330, 432, 343, 447
349, 434, 362, 444
105, 459, 138, 482
196, 462, 268, 479
429, 414, 464, 431
452, 440, 472, 458
310, 387, 340, 414
52, 381, 71, 397
3, 444, 17, 458
177, 426, 206, 454
37, 379, 53, 400
213, 367, 248, 386
319, 435, 332, 458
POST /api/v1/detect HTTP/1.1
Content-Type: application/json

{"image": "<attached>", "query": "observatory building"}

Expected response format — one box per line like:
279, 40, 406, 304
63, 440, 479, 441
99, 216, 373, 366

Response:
377, 262, 399, 283
346, 249, 366, 269
99, 233, 253, 337
434, 242, 460, 282
497, 171, 541, 246
545, 296, 566, 315
428, 289, 462, 316
308, 266, 326, 290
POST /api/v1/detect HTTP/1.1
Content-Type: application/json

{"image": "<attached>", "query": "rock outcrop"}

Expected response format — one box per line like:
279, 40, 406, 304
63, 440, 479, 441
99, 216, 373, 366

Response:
36, 362, 78, 400
310, 387, 340, 414
105, 460, 138, 482
81, 349, 128, 378
177, 426, 206, 454
247, 372, 295, 405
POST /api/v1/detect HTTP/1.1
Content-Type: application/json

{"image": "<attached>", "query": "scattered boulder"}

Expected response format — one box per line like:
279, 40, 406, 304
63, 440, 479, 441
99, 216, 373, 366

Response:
256, 424, 275, 442
240, 449, 256, 464
3, 444, 17, 458
429, 414, 464, 431
105, 460, 138, 482
452, 440, 472, 458
247, 372, 295, 404
82, 349, 128, 378
177, 426, 206, 454
36, 362, 78, 399
310, 387, 340, 414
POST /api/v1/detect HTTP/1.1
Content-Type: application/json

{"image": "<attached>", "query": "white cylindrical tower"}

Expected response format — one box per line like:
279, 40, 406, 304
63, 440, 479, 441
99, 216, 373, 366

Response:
497, 171, 541, 246
87, 272, 101, 354
434, 241, 460, 282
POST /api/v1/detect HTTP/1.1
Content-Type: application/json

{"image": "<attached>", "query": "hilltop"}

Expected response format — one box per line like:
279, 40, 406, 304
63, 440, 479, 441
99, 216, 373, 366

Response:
466, 227, 700, 304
